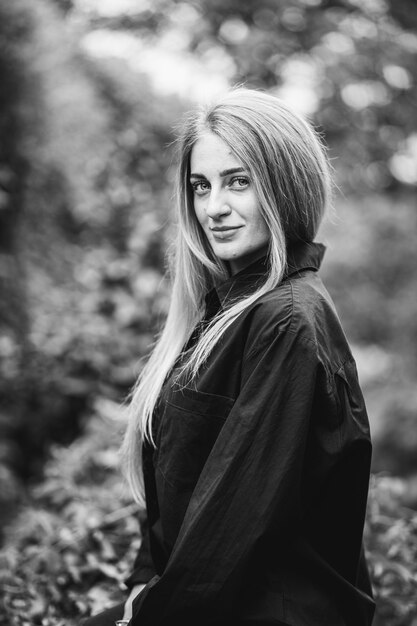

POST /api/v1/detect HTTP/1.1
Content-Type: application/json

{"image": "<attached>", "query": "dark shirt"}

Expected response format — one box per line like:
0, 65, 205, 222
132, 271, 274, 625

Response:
127, 241, 375, 625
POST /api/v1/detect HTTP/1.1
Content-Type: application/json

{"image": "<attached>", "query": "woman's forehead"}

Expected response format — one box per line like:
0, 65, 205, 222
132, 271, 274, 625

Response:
190, 132, 244, 173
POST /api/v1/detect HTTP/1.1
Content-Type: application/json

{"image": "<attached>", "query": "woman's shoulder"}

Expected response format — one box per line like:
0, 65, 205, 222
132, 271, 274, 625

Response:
245, 270, 348, 355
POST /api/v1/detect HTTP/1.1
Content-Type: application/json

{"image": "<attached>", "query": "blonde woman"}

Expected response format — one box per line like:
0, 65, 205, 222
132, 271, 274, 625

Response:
83, 88, 375, 626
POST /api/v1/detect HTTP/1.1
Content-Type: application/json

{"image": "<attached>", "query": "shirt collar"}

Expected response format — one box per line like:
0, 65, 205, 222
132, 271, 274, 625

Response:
205, 241, 326, 313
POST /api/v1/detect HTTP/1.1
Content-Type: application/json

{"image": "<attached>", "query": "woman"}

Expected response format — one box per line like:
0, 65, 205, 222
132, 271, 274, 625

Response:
84, 88, 375, 625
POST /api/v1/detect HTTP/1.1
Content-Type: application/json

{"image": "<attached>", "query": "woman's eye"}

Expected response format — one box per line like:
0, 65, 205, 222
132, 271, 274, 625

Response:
191, 180, 210, 196
230, 176, 249, 189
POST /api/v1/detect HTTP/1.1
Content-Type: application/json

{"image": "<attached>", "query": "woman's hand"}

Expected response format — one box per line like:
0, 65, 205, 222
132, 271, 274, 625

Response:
123, 584, 146, 621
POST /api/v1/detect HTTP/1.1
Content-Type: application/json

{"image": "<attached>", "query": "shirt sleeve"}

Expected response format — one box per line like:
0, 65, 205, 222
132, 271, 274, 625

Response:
124, 512, 157, 589
131, 324, 319, 625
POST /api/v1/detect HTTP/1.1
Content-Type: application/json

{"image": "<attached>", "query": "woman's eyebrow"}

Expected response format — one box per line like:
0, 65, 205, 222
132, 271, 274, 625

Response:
219, 167, 246, 177
189, 167, 246, 179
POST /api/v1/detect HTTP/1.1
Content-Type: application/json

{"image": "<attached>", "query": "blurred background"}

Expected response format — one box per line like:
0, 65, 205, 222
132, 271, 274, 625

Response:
0, 0, 416, 624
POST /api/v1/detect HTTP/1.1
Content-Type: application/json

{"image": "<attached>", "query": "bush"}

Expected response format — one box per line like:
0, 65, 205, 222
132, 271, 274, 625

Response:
0, 399, 140, 626
365, 474, 417, 626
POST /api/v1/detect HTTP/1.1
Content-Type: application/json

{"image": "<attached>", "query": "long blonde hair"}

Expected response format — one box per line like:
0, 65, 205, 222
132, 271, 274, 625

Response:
121, 88, 332, 504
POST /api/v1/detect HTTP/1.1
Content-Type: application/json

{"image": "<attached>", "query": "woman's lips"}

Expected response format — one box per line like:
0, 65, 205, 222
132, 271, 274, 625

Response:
210, 226, 243, 240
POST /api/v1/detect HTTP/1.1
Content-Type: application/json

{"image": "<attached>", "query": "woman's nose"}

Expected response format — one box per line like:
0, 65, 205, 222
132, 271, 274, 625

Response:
206, 191, 232, 219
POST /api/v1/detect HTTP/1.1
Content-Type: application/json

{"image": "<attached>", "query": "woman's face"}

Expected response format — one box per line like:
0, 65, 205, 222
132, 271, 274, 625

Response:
190, 131, 270, 275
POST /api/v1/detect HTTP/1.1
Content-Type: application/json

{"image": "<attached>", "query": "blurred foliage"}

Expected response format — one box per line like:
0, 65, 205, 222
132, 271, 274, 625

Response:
365, 475, 417, 626
0, 0, 417, 623
0, 0, 181, 525
0, 401, 140, 626
89, 0, 417, 191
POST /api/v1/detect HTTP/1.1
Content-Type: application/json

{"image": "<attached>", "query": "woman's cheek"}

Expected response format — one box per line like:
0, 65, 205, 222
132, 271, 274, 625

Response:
194, 202, 206, 227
